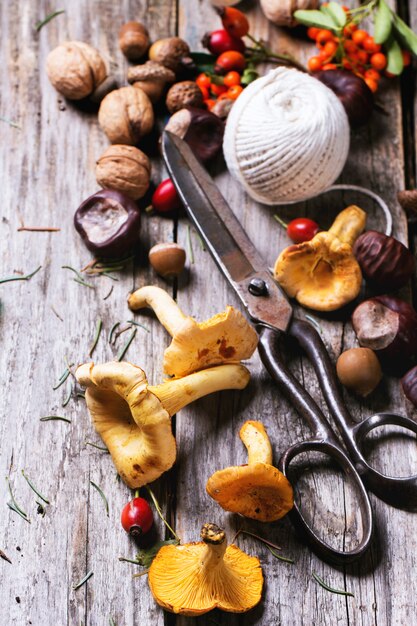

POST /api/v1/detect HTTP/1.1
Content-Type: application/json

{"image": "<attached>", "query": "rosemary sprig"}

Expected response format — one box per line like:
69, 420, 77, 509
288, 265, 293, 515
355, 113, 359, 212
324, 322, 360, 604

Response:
118, 556, 141, 564
0, 115, 21, 130
186, 226, 194, 264
194, 231, 206, 251
108, 322, 120, 345
62, 265, 94, 289
103, 285, 114, 300
73, 570, 94, 590
116, 328, 137, 361
21, 470, 50, 504
85, 441, 109, 453
126, 320, 150, 332
62, 382, 73, 407
0, 265, 41, 284
232, 529, 294, 563
132, 568, 150, 578
109, 617, 117, 626
312, 572, 354, 597
266, 545, 295, 564
6, 477, 30, 523
90, 480, 109, 516
18, 226, 60, 232
145, 486, 180, 543
0, 550, 12, 564
40, 415, 71, 423
89, 319, 103, 358
53, 367, 72, 390
35, 9, 65, 31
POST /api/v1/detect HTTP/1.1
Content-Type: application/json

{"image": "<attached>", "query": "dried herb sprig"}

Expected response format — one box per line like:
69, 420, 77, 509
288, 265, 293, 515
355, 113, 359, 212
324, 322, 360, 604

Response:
117, 328, 137, 361
232, 529, 294, 563
0, 265, 41, 285
90, 480, 109, 516
73, 570, 94, 590
62, 265, 94, 289
6, 477, 30, 523
103, 285, 114, 300
40, 415, 72, 423
126, 320, 150, 332
53, 365, 73, 390
109, 617, 117, 626
62, 382, 73, 407
186, 226, 194, 264
118, 556, 141, 564
21, 470, 50, 504
312, 572, 354, 597
89, 319, 103, 358
85, 441, 109, 453
145, 486, 180, 543
35, 9, 65, 31
18, 226, 60, 232
108, 322, 120, 345
0, 115, 21, 129
0, 550, 12, 564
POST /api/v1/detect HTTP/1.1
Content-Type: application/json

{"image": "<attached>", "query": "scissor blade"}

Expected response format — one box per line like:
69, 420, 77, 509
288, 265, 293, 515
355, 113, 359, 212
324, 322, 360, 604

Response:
162, 131, 293, 331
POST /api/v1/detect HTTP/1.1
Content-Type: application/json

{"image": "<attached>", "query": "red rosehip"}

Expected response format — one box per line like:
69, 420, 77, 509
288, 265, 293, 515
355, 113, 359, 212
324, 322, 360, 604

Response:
121, 497, 154, 538
202, 29, 245, 55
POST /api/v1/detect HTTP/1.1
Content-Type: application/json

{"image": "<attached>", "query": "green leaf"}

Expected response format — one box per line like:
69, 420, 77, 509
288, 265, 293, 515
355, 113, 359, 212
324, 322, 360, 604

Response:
136, 539, 179, 568
322, 2, 346, 28
293, 10, 338, 31
392, 14, 417, 55
190, 52, 216, 74
385, 35, 404, 75
374, 0, 392, 44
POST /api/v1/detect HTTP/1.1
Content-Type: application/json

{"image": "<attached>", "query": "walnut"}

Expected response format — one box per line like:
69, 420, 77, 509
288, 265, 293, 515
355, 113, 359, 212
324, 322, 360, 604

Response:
165, 81, 204, 114
46, 41, 107, 100
119, 21, 150, 61
96, 145, 151, 200
98, 86, 154, 145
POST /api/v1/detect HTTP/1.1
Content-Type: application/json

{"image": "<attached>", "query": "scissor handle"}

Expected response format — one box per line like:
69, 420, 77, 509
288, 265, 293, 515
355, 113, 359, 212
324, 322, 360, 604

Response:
289, 319, 417, 508
257, 325, 374, 563
280, 439, 373, 565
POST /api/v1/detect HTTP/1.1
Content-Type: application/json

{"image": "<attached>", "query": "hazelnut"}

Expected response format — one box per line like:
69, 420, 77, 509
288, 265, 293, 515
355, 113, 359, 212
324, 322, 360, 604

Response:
148, 37, 190, 72
149, 243, 186, 277
96, 145, 151, 200
128, 61, 175, 103
165, 107, 224, 162
98, 86, 154, 145
119, 21, 150, 61
46, 41, 107, 100
336, 347, 382, 397
166, 81, 204, 114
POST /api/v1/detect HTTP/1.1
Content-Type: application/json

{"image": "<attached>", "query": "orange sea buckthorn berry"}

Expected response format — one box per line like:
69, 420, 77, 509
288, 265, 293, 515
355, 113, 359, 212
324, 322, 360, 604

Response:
307, 56, 323, 71
211, 83, 228, 96
370, 52, 387, 70
402, 50, 412, 66
223, 70, 241, 87
343, 39, 357, 53
226, 84, 244, 99
342, 5, 350, 12
204, 98, 216, 110
365, 77, 378, 92
343, 23, 358, 37
218, 92, 231, 101
322, 63, 337, 70
364, 68, 381, 82
342, 58, 353, 70
199, 84, 210, 100
362, 36, 381, 54
307, 27, 320, 40
357, 49, 369, 65
352, 29, 368, 46
196, 73, 211, 89
316, 29, 334, 45
323, 40, 338, 57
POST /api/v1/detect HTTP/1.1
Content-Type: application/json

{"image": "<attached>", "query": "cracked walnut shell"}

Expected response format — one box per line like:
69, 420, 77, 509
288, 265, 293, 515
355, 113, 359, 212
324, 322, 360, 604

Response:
96, 145, 151, 200
46, 41, 107, 100
98, 86, 154, 145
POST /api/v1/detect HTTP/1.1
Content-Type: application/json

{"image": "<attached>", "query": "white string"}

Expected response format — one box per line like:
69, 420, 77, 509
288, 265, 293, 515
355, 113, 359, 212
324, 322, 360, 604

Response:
325, 184, 392, 236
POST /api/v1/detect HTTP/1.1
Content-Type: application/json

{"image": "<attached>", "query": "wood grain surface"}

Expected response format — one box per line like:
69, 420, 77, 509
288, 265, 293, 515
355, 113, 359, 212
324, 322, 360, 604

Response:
1, 1, 417, 625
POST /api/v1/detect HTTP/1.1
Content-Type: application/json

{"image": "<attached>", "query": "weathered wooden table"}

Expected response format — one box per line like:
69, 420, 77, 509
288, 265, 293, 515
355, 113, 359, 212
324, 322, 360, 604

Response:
2, 1, 417, 624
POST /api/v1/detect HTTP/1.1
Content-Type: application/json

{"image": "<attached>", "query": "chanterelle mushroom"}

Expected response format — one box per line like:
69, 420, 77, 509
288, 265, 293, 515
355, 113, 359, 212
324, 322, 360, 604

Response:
206, 421, 294, 522
274, 205, 366, 311
76, 361, 250, 488
128, 285, 258, 377
148, 522, 263, 615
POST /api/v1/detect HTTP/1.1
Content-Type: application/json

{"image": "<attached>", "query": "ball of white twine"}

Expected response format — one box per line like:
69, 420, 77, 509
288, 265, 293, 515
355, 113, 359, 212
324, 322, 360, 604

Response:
223, 67, 350, 205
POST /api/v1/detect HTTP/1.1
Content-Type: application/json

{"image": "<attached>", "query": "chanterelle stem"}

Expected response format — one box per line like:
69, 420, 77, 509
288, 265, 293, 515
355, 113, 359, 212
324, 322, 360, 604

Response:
200, 523, 227, 569
149, 364, 250, 416
328, 205, 366, 247
128, 285, 187, 336
239, 421, 273, 465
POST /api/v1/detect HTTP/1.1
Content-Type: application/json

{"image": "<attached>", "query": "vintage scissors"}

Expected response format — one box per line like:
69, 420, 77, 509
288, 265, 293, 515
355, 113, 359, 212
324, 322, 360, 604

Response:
162, 131, 417, 565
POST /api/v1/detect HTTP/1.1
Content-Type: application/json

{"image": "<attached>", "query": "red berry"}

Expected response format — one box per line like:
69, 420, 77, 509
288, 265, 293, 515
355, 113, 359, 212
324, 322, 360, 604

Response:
220, 7, 249, 38
307, 27, 320, 40
402, 50, 412, 66
316, 29, 334, 45
203, 29, 245, 55
152, 179, 182, 213
362, 36, 381, 54
287, 218, 320, 243
211, 83, 228, 96
121, 497, 153, 538
215, 50, 246, 73
196, 73, 211, 89
307, 56, 323, 72
223, 70, 241, 87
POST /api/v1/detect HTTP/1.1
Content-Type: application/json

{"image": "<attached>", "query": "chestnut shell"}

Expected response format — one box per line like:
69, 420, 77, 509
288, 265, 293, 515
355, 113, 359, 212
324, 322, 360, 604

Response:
401, 366, 417, 408
353, 230, 415, 292
315, 69, 374, 128
74, 189, 141, 258
165, 107, 224, 162
352, 295, 417, 375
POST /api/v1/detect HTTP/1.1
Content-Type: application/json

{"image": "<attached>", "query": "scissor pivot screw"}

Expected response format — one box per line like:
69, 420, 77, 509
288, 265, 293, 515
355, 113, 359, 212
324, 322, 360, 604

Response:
248, 278, 268, 296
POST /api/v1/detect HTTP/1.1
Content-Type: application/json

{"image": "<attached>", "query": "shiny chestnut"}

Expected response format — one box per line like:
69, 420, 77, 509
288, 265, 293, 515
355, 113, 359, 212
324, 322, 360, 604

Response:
164, 107, 224, 162
74, 189, 141, 258
401, 366, 417, 408
353, 230, 414, 292
315, 69, 374, 128
352, 295, 417, 375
